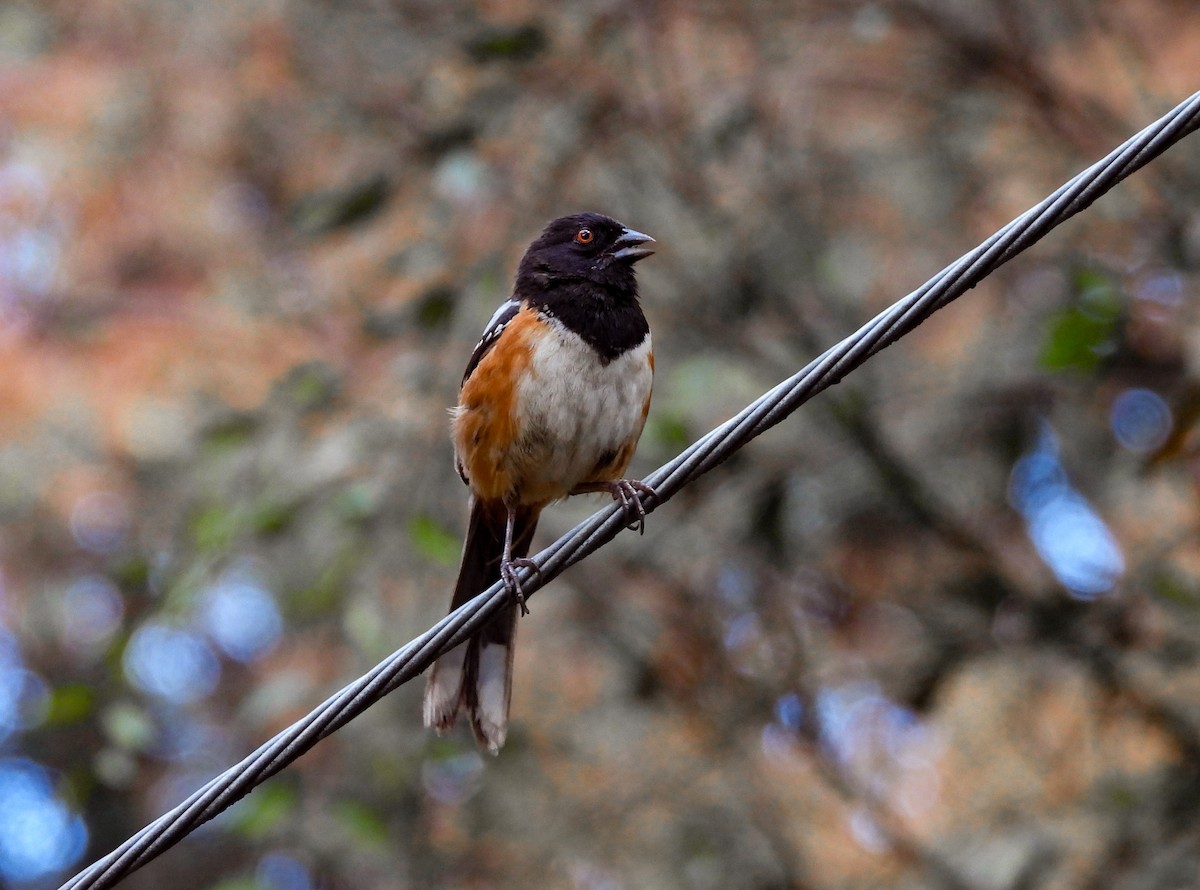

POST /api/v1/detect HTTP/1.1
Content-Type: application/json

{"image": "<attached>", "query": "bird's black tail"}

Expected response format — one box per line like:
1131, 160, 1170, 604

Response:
422, 498, 538, 752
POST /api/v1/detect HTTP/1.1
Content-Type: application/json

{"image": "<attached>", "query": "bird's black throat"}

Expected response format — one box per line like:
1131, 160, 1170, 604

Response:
533, 281, 649, 363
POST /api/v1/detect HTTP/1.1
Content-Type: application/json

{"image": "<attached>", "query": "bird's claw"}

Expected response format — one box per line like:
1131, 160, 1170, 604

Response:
610, 480, 657, 534
500, 557, 540, 616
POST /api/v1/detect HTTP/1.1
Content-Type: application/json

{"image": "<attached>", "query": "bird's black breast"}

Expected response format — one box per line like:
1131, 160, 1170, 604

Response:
533, 283, 649, 363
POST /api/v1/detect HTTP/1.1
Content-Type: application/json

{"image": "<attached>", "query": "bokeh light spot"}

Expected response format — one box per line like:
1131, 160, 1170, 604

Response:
0, 628, 21, 673
422, 751, 484, 805
1010, 423, 1124, 599
0, 669, 49, 739
60, 575, 125, 653
1028, 498, 1124, 598
760, 723, 797, 764
0, 759, 87, 883
257, 852, 312, 890
123, 624, 220, 704
722, 612, 760, 652
1110, 388, 1171, 454
0, 628, 48, 741
0, 158, 61, 312
774, 692, 804, 731
433, 151, 488, 202
814, 681, 943, 821
69, 491, 129, 554
848, 807, 889, 853
200, 573, 282, 663
1136, 271, 1184, 308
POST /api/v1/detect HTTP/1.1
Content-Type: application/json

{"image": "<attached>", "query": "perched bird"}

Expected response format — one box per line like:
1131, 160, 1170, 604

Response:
422, 212, 657, 752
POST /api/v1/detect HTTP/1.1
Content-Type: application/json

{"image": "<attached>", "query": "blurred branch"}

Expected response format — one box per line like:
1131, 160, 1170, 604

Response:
800, 725, 981, 890
823, 390, 996, 557
61, 91, 1200, 890
1047, 603, 1200, 887
889, 0, 1127, 153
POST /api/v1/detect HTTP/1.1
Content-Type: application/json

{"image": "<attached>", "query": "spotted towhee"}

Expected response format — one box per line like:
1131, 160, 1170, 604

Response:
422, 212, 657, 752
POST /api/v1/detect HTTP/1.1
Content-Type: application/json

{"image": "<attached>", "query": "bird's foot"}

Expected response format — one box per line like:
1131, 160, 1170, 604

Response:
500, 557, 540, 616
607, 479, 657, 534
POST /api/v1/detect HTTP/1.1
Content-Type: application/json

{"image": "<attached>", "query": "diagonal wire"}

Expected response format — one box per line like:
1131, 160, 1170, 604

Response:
61, 90, 1200, 890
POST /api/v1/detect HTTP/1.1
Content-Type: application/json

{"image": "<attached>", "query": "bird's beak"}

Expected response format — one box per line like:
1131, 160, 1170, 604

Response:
611, 227, 656, 263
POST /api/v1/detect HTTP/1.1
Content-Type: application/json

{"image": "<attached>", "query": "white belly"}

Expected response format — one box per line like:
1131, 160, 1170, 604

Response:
513, 321, 652, 498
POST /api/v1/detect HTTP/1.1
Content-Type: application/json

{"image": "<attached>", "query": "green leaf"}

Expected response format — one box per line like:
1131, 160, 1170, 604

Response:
191, 498, 294, 553
408, 515, 460, 567
1152, 572, 1200, 609
192, 504, 241, 553
250, 500, 295, 536
293, 545, 359, 618
1041, 265, 1125, 373
228, 783, 298, 840
1073, 267, 1122, 320
647, 412, 691, 452
335, 800, 389, 851
278, 362, 341, 413
208, 878, 261, 890
202, 413, 259, 453
1040, 309, 1114, 372
109, 556, 149, 590
466, 24, 546, 62
44, 684, 95, 726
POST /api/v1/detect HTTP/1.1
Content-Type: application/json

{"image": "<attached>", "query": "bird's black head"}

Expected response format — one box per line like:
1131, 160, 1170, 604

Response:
515, 212, 655, 300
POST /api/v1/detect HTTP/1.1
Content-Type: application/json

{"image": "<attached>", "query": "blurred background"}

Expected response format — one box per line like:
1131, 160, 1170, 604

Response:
1, 1, 1199, 888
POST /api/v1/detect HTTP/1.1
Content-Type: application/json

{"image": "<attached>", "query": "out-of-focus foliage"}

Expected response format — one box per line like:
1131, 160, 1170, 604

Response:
1, 1, 1199, 888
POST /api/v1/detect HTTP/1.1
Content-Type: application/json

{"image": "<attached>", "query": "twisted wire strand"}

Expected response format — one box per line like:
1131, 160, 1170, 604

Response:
61, 90, 1200, 890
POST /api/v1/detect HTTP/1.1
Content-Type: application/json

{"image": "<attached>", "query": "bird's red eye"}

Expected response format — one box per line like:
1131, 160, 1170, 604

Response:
575, 228, 594, 244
